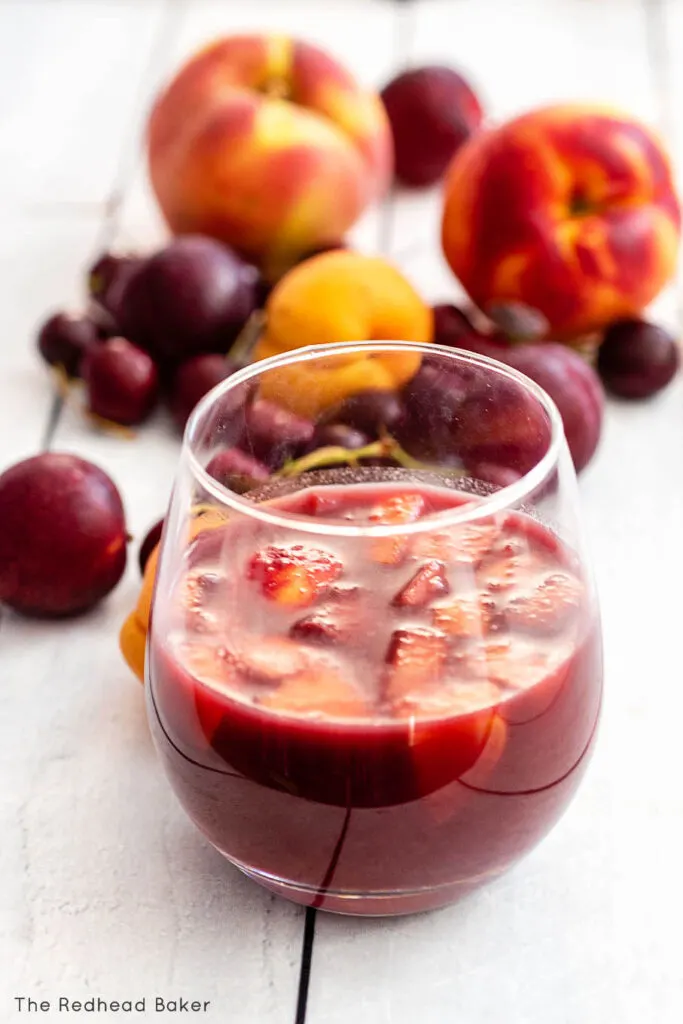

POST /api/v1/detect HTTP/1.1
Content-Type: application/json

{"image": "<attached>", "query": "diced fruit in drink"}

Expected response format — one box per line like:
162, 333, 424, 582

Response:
482, 641, 549, 690
384, 627, 448, 704
370, 492, 426, 525
392, 560, 450, 608
290, 588, 362, 645
505, 572, 582, 634
369, 492, 426, 564
432, 595, 496, 638
248, 545, 343, 606
258, 668, 368, 718
237, 637, 311, 682
411, 521, 499, 566
394, 679, 501, 720
290, 615, 345, 645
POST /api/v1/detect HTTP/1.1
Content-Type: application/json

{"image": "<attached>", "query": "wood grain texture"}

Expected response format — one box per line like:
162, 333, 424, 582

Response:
1, 2, 683, 1022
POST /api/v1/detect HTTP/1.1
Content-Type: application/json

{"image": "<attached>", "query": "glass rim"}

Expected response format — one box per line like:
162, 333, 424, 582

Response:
184, 341, 566, 538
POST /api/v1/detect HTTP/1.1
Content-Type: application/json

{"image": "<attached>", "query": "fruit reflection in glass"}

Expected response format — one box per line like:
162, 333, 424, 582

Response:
146, 342, 602, 916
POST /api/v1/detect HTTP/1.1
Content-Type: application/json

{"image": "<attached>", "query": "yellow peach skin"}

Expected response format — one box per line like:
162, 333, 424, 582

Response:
120, 545, 159, 683
119, 509, 227, 683
147, 35, 392, 273
441, 104, 681, 339
253, 250, 433, 418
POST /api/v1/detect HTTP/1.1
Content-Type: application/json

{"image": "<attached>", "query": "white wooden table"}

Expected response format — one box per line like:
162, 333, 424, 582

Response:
2, 1, 683, 1021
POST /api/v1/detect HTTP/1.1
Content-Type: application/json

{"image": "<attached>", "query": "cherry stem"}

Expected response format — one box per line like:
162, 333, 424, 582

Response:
276, 434, 466, 479
229, 310, 267, 367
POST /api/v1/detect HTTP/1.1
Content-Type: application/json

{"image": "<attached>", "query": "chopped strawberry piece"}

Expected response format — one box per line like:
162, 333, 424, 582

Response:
451, 523, 499, 565
258, 668, 368, 718
326, 582, 360, 601
369, 492, 427, 525
411, 522, 498, 567
411, 530, 459, 561
298, 491, 344, 516
247, 544, 343, 607
392, 679, 502, 719
237, 637, 310, 682
505, 572, 582, 634
480, 554, 521, 592
180, 642, 237, 688
392, 560, 450, 608
369, 493, 426, 565
432, 595, 496, 638
482, 640, 550, 690
384, 627, 448, 703
290, 615, 345, 645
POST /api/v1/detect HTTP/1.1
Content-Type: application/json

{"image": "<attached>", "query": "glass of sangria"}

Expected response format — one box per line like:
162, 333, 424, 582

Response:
146, 342, 602, 916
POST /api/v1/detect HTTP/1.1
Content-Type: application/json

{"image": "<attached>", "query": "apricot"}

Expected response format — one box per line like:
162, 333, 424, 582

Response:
253, 251, 432, 418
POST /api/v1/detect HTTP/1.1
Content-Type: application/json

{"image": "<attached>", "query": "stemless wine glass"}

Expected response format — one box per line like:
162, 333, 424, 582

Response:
146, 342, 603, 916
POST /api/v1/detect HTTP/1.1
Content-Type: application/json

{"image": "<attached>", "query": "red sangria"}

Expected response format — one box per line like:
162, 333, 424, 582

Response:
146, 343, 603, 915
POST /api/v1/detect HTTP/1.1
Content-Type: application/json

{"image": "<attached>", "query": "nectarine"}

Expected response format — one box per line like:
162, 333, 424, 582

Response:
442, 104, 681, 339
147, 35, 392, 273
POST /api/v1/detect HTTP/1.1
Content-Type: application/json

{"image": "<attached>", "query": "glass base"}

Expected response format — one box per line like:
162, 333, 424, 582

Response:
228, 856, 504, 917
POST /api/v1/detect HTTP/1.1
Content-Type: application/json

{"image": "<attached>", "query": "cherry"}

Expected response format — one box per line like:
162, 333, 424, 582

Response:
206, 448, 270, 494
598, 318, 680, 398
82, 337, 159, 426
169, 354, 237, 433
320, 389, 404, 439
36, 312, 100, 378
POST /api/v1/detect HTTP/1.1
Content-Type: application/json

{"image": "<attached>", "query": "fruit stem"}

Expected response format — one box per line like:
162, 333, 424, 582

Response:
50, 364, 73, 401
276, 435, 466, 479
86, 411, 136, 440
229, 310, 266, 368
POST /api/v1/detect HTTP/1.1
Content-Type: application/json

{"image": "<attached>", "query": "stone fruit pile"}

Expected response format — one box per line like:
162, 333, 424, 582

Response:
0, 31, 680, 624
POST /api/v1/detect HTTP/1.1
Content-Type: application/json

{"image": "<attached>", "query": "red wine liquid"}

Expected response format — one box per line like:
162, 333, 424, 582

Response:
148, 483, 602, 915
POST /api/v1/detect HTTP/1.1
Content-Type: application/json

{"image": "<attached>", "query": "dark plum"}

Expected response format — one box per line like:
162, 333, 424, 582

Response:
36, 312, 100, 378
117, 236, 260, 365
381, 66, 483, 187
398, 361, 472, 462
82, 337, 159, 426
598, 319, 680, 399
139, 518, 165, 575
507, 344, 603, 472
169, 354, 237, 433
0, 453, 127, 616
206, 448, 270, 494
432, 303, 478, 348
453, 374, 552, 476
308, 422, 370, 453
319, 389, 404, 439
464, 461, 523, 490
239, 399, 314, 471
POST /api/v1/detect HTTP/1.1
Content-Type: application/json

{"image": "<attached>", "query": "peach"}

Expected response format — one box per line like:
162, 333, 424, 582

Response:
253, 250, 432, 418
147, 35, 392, 274
442, 104, 681, 339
